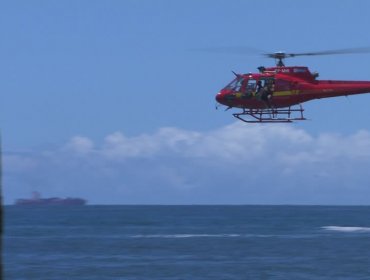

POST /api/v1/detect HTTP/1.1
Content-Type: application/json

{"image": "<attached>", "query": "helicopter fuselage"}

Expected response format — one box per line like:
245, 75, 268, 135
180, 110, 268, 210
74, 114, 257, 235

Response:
216, 66, 370, 109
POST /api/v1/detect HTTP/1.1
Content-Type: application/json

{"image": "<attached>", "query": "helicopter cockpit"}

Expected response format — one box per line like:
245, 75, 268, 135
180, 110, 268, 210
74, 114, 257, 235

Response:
223, 76, 275, 95
223, 76, 244, 91
217, 74, 277, 109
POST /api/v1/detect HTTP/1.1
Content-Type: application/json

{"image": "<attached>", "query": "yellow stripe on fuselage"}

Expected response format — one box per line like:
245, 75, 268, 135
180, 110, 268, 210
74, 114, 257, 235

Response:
233, 90, 300, 99
235, 92, 243, 98
273, 90, 299, 97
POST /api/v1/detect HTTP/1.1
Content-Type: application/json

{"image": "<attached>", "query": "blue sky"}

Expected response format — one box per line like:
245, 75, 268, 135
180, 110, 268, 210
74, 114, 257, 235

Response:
3, 0, 370, 204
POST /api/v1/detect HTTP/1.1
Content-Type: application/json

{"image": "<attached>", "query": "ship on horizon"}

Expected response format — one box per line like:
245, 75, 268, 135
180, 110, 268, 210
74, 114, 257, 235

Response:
14, 191, 87, 206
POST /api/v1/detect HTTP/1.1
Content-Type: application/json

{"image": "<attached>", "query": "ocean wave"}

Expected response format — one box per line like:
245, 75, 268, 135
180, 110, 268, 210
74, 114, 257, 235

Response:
322, 226, 370, 233
130, 234, 241, 239
128, 233, 314, 239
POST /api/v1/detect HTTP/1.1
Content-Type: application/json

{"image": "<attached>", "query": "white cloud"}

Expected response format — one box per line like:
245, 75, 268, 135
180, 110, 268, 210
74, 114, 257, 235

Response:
5, 123, 370, 204
278, 129, 370, 166
102, 132, 158, 159
94, 123, 313, 162
64, 136, 94, 155
100, 128, 202, 160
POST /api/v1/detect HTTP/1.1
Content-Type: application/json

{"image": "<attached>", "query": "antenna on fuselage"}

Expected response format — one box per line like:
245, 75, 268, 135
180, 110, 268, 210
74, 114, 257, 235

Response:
232, 71, 240, 77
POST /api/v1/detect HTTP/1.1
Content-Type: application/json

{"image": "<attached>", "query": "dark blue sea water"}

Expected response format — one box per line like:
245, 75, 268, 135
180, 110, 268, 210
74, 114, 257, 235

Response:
4, 205, 370, 279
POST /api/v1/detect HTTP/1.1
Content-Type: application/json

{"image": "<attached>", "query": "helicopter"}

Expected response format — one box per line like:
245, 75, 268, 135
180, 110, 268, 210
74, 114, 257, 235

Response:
215, 48, 370, 123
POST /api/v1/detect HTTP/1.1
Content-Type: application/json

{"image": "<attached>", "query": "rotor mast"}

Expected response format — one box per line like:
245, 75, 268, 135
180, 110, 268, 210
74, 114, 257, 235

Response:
265, 52, 291, 67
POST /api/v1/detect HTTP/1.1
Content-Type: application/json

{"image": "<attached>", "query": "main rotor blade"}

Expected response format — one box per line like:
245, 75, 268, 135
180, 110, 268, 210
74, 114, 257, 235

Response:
193, 45, 370, 66
292, 47, 370, 57
265, 47, 370, 59
190, 46, 267, 55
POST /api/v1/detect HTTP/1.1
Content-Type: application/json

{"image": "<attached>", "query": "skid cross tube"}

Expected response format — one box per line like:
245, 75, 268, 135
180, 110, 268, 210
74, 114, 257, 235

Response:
232, 104, 306, 123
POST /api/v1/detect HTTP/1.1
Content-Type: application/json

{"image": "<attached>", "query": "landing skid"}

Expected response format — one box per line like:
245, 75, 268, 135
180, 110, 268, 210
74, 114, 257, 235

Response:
233, 105, 306, 123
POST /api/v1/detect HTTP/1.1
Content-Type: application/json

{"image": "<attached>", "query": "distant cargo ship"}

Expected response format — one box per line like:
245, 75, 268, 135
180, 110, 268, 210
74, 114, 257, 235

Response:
14, 192, 87, 206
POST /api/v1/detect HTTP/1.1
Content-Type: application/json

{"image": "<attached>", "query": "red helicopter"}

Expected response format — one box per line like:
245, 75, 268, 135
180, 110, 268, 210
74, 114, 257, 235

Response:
215, 48, 370, 123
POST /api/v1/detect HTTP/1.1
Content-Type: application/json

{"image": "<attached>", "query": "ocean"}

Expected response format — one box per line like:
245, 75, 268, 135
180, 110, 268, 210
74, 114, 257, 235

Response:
4, 205, 370, 279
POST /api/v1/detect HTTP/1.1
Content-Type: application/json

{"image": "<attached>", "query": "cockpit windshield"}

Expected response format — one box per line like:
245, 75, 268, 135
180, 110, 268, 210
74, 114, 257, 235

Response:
223, 77, 244, 91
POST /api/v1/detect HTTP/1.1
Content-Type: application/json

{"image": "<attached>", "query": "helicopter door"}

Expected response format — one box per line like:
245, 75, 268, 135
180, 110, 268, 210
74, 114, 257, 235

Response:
256, 78, 275, 107
256, 78, 275, 93
255, 79, 265, 94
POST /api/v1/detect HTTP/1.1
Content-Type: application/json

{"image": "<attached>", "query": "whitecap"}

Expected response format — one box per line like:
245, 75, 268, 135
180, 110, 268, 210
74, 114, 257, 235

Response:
322, 226, 370, 233
130, 233, 241, 239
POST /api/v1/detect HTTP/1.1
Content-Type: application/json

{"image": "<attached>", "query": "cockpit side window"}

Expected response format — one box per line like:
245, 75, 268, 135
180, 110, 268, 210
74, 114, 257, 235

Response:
245, 79, 257, 93
224, 77, 244, 91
